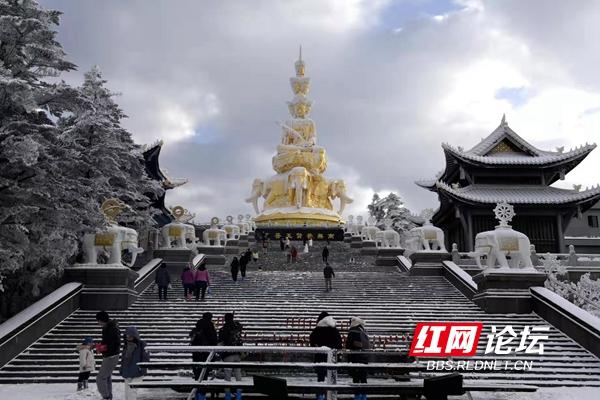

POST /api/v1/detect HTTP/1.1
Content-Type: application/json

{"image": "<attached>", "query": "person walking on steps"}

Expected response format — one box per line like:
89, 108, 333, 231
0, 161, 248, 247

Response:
119, 326, 149, 400
323, 263, 335, 292
291, 245, 298, 262
95, 311, 121, 400
181, 264, 196, 300
309, 312, 342, 400
239, 251, 249, 280
280, 237, 285, 251
219, 313, 244, 400
322, 245, 329, 263
252, 249, 259, 263
76, 336, 95, 391
230, 257, 240, 282
189, 312, 218, 400
346, 317, 371, 400
195, 263, 210, 300
155, 263, 170, 300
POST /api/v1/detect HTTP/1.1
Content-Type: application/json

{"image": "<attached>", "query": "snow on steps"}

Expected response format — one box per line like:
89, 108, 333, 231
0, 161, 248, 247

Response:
0, 241, 599, 387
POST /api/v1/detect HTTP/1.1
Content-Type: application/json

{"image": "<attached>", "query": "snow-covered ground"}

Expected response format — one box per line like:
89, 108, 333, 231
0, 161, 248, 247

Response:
0, 384, 599, 400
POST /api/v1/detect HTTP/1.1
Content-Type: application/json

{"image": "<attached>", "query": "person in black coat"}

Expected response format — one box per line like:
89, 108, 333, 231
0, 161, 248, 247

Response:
155, 264, 171, 300
95, 311, 121, 400
189, 312, 218, 382
309, 311, 342, 392
230, 257, 240, 282
239, 251, 250, 280
322, 246, 329, 263
346, 316, 370, 399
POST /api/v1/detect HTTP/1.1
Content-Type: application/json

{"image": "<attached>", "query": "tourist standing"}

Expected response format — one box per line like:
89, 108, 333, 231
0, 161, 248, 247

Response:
309, 312, 342, 400
285, 237, 291, 249
279, 237, 285, 251
119, 326, 148, 400
262, 239, 269, 255
252, 249, 259, 262
309, 238, 313, 247
76, 336, 95, 391
219, 313, 244, 400
346, 317, 370, 399
291, 245, 298, 262
322, 245, 329, 263
189, 312, 218, 400
303, 242, 309, 254
95, 311, 120, 400
230, 257, 240, 282
195, 263, 210, 301
181, 264, 196, 300
155, 264, 170, 301
323, 263, 335, 292
239, 253, 248, 280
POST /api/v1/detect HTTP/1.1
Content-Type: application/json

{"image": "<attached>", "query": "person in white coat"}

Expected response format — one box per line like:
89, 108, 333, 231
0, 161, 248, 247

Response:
77, 337, 95, 391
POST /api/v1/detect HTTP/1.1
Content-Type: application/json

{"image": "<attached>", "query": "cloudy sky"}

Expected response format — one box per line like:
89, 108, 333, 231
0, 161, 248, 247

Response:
41, 0, 600, 222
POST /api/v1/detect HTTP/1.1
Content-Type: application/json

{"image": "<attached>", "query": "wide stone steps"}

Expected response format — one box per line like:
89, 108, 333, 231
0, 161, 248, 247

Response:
1, 241, 599, 387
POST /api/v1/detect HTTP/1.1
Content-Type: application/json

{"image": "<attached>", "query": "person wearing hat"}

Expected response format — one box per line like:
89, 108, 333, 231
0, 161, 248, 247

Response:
345, 317, 370, 400
95, 311, 121, 400
76, 336, 95, 391
119, 326, 148, 400
309, 311, 342, 400
189, 312, 218, 400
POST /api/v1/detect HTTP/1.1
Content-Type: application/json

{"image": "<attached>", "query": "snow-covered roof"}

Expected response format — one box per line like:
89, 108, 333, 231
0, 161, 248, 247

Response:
442, 142, 596, 165
440, 116, 596, 166
436, 181, 600, 205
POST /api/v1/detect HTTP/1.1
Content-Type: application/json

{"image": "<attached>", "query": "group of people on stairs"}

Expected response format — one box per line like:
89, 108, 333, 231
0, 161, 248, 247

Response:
75, 311, 149, 400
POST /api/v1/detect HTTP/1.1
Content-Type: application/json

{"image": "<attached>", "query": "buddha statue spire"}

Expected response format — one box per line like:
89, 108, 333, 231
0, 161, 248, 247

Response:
246, 49, 353, 227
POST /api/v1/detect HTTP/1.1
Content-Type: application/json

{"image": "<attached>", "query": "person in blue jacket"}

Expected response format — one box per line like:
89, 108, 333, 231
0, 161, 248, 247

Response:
119, 326, 148, 400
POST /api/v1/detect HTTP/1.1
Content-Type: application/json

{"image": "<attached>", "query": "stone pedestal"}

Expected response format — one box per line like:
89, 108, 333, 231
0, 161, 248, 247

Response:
409, 251, 451, 276
64, 265, 138, 310
153, 249, 193, 276
224, 239, 239, 254
248, 232, 256, 243
375, 248, 405, 266
350, 236, 363, 249
238, 234, 249, 249
197, 246, 226, 266
472, 269, 547, 314
360, 240, 379, 255
344, 233, 352, 243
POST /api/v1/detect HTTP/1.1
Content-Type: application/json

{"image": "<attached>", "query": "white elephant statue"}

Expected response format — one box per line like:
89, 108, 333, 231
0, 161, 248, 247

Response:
468, 226, 533, 269
237, 214, 250, 235
222, 215, 240, 241
246, 179, 265, 214
376, 227, 401, 248
345, 215, 354, 233
161, 221, 197, 249
81, 224, 144, 267
329, 180, 353, 214
245, 214, 256, 232
287, 166, 310, 208
362, 226, 380, 241
202, 228, 227, 246
406, 222, 447, 251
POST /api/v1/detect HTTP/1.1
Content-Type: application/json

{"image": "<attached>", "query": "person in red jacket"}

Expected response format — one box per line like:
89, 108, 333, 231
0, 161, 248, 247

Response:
194, 263, 210, 301
181, 264, 196, 300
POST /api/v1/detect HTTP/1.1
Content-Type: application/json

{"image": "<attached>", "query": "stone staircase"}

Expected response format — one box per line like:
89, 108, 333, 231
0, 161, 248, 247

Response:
1, 242, 599, 389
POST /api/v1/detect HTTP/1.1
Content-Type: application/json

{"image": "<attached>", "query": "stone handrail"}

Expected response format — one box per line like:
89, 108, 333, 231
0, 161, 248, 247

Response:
134, 258, 163, 294
442, 261, 477, 300
396, 255, 412, 272
0, 282, 82, 368
531, 286, 600, 358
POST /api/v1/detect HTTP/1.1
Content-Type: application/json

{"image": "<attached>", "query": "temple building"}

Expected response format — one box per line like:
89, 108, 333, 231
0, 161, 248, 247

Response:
246, 49, 352, 227
143, 140, 187, 226
417, 116, 600, 253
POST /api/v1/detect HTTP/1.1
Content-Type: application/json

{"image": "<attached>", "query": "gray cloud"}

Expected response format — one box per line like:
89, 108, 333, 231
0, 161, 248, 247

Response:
42, 0, 600, 221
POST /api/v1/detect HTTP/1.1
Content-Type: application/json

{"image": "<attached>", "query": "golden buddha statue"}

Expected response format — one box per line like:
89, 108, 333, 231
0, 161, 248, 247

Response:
246, 48, 353, 227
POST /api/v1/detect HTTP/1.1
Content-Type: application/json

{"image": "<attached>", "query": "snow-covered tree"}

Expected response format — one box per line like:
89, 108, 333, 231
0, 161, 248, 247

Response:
368, 192, 417, 233
0, 0, 104, 320
59, 66, 163, 231
0, 1, 162, 321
